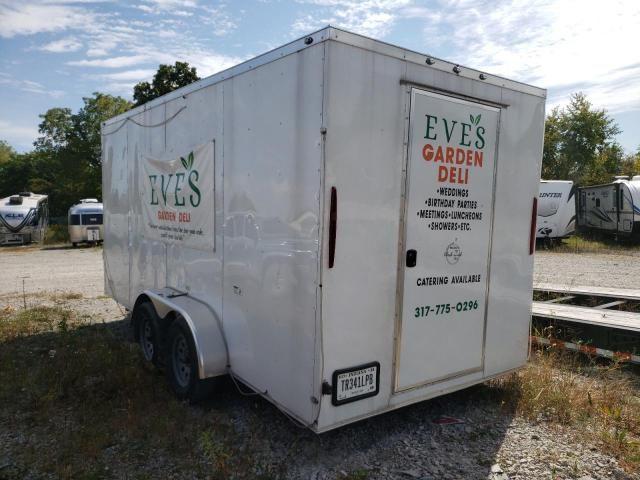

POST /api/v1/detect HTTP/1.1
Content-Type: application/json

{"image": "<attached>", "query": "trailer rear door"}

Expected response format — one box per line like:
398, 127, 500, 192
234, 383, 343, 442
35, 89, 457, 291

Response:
395, 89, 500, 391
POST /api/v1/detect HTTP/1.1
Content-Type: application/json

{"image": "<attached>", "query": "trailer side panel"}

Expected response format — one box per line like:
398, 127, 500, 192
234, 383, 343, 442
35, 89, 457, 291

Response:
220, 44, 325, 423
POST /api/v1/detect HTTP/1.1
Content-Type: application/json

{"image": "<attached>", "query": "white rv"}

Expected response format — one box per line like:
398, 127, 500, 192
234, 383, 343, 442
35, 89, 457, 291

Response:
536, 180, 576, 242
102, 27, 546, 432
68, 199, 104, 246
577, 176, 640, 237
0, 192, 49, 246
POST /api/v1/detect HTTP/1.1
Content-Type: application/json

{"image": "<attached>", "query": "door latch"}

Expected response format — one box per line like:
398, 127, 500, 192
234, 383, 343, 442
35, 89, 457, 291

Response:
406, 249, 417, 267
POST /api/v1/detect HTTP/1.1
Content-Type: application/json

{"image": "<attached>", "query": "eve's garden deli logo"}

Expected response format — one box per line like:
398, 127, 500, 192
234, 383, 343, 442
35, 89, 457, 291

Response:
148, 151, 202, 209
421, 112, 488, 185
141, 142, 214, 249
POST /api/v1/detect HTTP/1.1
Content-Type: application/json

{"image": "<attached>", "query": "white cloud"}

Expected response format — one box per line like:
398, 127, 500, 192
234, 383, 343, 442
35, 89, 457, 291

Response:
414, 0, 640, 113
65, 34, 244, 93
293, 0, 411, 37
67, 55, 152, 68
102, 82, 137, 96
39, 0, 118, 3
143, 0, 197, 8
0, 2, 96, 38
84, 35, 126, 57
0, 119, 39, 151
201, 5, 237, 36
135, 0, 198, 15
86, 47, 110, 57
39, 36, 82, 53
96, 69, 157, 82
0, 74, 64, 97
77, 46, 244, 96
181, 51, 244, 77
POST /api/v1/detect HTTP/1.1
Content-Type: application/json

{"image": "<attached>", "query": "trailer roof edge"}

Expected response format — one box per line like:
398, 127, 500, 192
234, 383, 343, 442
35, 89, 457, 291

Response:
103, 25, 546, 128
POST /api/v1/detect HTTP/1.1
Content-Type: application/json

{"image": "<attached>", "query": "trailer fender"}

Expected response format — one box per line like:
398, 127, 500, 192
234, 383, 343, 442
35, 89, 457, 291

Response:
142, 288, 228, 379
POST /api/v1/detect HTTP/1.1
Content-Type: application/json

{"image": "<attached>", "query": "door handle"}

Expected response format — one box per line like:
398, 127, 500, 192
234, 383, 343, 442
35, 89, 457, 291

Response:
406, 249, 417, 267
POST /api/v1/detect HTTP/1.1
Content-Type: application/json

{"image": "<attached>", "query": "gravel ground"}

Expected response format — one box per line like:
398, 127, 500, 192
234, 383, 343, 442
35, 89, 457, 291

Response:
0, 245, 638, 479
0, 244, 122, 322
534, 250, 640, 289
149, 387, 635, 480
0, 244, 106, 299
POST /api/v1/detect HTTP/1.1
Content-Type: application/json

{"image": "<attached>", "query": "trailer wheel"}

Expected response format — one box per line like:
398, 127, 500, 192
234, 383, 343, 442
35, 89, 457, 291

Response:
134, 302, 161, 365
167, 316, 215, 403
72, 242, 78, 248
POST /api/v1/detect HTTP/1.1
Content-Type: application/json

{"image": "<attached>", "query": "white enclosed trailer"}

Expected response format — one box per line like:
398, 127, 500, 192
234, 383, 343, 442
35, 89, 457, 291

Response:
102, 27, 545, 432
577, 176, 640, 238
0, 192, 49, 245
536, 180, 576, 241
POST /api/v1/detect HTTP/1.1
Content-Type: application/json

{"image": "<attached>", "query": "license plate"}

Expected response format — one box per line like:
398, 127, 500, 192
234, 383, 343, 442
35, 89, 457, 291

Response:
332, 362, 380, 406
4, 234, 23, 244
88, 229, 100, 241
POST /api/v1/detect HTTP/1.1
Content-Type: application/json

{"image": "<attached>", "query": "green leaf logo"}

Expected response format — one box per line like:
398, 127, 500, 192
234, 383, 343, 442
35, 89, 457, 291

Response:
470, 114, 482, 126
180, 151, 195, 170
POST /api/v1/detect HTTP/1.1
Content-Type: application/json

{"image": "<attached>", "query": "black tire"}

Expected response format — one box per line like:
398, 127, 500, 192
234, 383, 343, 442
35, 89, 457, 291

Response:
72, 242, 78, 248
134, 302, 161, 366
166, 316, 215, 403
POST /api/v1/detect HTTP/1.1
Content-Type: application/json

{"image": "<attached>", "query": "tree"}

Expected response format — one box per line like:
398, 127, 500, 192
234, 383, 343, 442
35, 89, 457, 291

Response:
33, 108, 73, 153
542, 93, 622, 185
580, 143, 625, 186
0, 153, 35, 196
133, 61, 200, 107
36, 94, 130, 162
620, 147, 640, 178
32, 92, 131, 216
69, 92, 131, 169
0, 140, 16, 164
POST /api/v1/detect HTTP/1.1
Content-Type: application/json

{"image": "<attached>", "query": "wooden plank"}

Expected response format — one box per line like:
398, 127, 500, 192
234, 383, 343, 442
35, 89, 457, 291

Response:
543, 295, 575, 304
533, 283, 640, 301
531, 301, 640, 332
594, 300, 626, 310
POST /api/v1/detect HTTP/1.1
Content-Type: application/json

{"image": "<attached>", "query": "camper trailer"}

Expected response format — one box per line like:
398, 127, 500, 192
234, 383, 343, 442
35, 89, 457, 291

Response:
577, 176, 640, 238
0, 192, 49, 246
102, 27, 546, 432
68, 199, 104, 246
536, 180, 576, 244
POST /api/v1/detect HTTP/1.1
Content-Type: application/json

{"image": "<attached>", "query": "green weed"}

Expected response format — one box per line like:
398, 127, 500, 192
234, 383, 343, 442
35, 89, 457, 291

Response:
490, 348, 640, 471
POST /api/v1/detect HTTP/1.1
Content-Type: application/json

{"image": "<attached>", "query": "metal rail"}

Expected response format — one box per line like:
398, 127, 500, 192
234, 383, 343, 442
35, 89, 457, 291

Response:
531, 283, 640, 365
531, 302, 640, 332
534, 282, 640, 301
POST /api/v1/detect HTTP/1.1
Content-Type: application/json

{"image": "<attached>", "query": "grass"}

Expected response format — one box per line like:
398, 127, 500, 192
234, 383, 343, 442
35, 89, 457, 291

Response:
1, 303, 639, 477
0, 307, 194, 477
43, 224, 70, 245
546, 231, 640, 254
337, 470, 370, 480
55, 291, 83, 301
490, 347, 640, 471
0, 305, 71, 341
0, 305, 286, 479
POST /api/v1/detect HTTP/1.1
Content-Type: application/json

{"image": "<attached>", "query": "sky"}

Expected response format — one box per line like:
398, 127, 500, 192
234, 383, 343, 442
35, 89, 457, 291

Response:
0, 0, 639, 154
